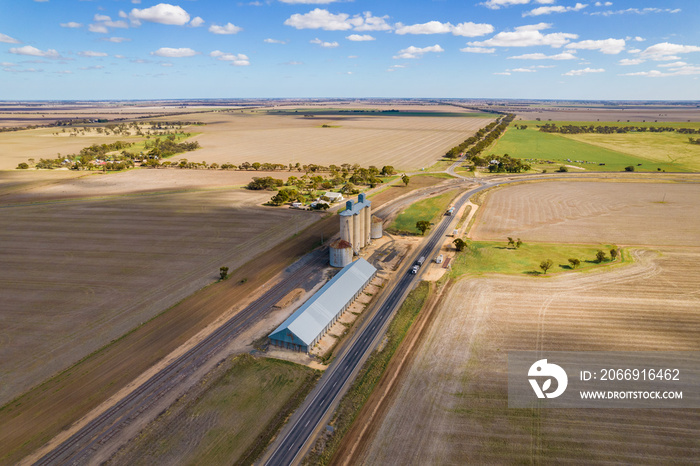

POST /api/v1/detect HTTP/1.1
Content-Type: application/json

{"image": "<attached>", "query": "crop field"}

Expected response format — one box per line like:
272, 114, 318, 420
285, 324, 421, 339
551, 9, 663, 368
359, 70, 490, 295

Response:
107, 354, 318, 466
512, 106, 700, 123
159, 108, 492, 172
489, 123, 699, 172
358, 248, 700, 464
0, 185, 317, 404
470, 180, 700, 247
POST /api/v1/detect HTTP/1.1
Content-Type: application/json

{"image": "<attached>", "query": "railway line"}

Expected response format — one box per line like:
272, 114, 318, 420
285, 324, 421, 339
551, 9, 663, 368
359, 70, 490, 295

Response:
34, 250, 329, 465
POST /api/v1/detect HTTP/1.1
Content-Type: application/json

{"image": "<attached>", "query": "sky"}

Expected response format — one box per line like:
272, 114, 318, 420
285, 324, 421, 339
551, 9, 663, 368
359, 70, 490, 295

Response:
1, 0, 699, 100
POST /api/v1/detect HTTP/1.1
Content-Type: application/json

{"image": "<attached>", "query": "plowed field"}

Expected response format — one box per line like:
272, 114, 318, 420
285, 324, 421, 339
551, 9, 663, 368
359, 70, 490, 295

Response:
0, 186, 317, 404
470, 180, 700, 246
358, 249, 700, 464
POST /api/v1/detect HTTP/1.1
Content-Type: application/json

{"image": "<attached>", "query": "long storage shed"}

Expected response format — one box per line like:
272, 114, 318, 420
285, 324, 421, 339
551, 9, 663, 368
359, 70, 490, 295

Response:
268, 258, 377, 353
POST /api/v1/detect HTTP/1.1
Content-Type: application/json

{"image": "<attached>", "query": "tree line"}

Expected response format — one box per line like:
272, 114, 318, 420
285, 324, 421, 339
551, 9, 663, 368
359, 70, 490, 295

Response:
539, 123, 700, 135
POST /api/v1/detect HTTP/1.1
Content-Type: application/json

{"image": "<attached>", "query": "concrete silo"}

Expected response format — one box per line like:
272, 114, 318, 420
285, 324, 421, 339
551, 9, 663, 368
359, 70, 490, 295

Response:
371, 215, 383, 239
329, 239, 353, 267
339, 201, 354, 247
352, 207, 361, 254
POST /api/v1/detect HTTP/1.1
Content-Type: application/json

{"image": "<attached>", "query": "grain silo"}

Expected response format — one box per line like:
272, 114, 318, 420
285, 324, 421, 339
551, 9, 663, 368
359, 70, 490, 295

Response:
329, 239, 353, 267
371, 215, 383, 239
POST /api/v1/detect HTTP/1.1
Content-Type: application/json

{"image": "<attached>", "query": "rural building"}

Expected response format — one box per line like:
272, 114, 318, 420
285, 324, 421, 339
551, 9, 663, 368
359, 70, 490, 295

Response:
268, 258, 377, 353
323, 192, 344, 202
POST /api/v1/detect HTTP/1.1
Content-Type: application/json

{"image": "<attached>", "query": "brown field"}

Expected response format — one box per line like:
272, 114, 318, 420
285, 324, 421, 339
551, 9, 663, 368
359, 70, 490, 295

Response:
0, 184, 318, 404
0, 168, 301, 204
157, 107, 491, 172
356, 248, 700, 464
470, 180, 700, 247
504, 105, 700, 122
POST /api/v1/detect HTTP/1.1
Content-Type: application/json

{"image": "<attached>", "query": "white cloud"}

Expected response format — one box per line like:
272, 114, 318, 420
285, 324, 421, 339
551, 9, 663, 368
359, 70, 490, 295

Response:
395, 21, 493, 37
151, 47, 198, 57
566, 38, 625, 54
353, 12, 392, 31
94, 14, 111, 22
285, 8, 354, 30
264, 38, 287, 44
524, 3, 587, 16
508, 52, 577, 60
102, 37, 131, 43
621, 65, 700, 77
60, 22, 82, 28
618, 58, 644, 65
591, 7, 681, 17
105, 20, 129, 29
594, 2, 613, 6
494, 71, 512, 75
393, 44, 444, 59
483, 0, 555, 9
210, 50, 250, 66
78, 51, 108, 57
130, 3, 191, 26
190, 17, 205, 27
284, 9, 390, 31
510, 67, 537, 72
467, 23, 577, 48
658, 61, 687, 68
88, 24, 109, 33
346, 34, 375, 41
9, 45, 60, 58
283, 60, 304, 65
310, 38, 339, 48
563, 67, 605, 76
209, 23, 242, 35
460, 46, 496, 53
0, 33, 20, 44
640, 42, 700, 60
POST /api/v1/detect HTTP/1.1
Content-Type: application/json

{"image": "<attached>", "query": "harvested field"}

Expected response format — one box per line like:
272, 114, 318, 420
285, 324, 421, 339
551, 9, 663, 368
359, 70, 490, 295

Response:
106, 354, 318, 466
161, 109, 492, 172
0, 187, 318, 404
0, 169, 301, 204
470, 180, 700, 247
357, 248, 700, 464
512, 106, 700, 123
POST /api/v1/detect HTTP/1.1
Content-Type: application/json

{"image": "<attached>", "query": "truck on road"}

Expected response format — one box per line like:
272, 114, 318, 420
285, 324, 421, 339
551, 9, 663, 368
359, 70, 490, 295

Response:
411, 256, 426, 274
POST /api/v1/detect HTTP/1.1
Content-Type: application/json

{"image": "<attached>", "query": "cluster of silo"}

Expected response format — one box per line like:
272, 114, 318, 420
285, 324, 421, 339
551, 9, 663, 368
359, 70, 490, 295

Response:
331, 193, 380, 267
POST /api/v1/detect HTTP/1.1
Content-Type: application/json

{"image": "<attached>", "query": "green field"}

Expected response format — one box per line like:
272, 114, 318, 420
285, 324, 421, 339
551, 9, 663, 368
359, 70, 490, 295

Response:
388, 190, 458, 235
450, 241, 623, 277
490, 122, 698, 172
110, 354, 318, 465
124, 132, 199, 157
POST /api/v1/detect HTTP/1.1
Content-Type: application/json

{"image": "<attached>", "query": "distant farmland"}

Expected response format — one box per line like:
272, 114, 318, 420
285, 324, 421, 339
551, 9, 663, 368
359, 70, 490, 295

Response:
162, 107, 493, 172
489, 121, 700, 172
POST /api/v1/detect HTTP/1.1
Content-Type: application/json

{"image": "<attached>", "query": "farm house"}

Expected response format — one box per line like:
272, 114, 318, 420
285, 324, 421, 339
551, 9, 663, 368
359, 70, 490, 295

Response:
268, 258, 377, 353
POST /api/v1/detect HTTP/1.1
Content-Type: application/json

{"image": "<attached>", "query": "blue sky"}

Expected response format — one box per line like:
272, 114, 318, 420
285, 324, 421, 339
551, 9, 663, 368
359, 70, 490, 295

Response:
1, 0, 699, 100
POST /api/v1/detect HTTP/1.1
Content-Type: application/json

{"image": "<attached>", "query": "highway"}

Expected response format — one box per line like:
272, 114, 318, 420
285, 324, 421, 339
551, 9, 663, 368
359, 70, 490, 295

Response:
265, 181, 493, 466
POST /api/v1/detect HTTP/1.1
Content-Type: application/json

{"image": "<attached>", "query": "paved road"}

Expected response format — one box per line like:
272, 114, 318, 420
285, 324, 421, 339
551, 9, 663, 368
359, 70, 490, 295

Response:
265, 182, 493, 466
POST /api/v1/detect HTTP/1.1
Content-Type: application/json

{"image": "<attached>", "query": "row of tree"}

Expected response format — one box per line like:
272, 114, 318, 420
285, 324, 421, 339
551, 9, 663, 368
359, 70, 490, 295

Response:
541, 248, 620, 274
539, 123, 700, 135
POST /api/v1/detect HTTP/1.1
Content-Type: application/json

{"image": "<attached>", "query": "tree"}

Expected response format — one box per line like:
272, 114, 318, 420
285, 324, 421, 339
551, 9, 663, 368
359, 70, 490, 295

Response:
507, 237, 515, 248
16, 162, 29, 169
516, 238, 523, 249
381, 165, 395, 176
416, 220, 431, 235
219, 266, 229, 280
453, 238, 467, 251
557, 166, 569, 172
568, 258, 581, 269
596, 250, 606, 263
540, 259, 554, 274
610, 248, 619, 261
624, 165, 635, 172
401, 174, 410, 187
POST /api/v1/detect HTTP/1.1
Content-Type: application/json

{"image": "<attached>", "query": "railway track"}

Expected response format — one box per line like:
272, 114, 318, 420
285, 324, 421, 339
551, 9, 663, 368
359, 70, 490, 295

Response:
34, 250, 329, 465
